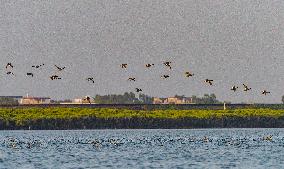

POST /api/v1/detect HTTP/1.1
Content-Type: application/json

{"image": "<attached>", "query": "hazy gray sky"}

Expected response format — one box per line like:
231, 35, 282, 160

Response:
0, 0, 283, 103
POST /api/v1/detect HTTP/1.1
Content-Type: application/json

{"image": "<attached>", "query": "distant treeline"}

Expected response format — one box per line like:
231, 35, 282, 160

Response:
0, 97, 19, 106
191, 94, 222, 104
94, 92, 153, 104
0, 108, 284, 129
93, 92, 222, 104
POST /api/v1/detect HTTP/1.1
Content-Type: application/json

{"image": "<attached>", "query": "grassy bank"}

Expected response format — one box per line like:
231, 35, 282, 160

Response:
0, 108, 284, 129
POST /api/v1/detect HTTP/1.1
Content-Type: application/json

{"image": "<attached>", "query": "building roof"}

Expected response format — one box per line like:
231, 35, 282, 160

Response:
22, 97, 51, 99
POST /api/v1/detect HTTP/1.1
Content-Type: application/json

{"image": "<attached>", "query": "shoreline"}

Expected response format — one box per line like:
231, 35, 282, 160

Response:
0, 103, 284, 110
3, 117, 283, 130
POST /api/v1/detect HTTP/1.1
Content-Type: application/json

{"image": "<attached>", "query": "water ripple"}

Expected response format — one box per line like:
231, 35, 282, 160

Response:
0, 129, 284, 168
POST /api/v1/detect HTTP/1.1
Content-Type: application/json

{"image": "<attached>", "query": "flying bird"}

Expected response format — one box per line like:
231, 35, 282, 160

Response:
6, 71, 15, 75
32, 64, 45, 69
145, 63, 154, 68
135, 88, 142, 92
231, 86, 238, 92
243, 84, 251, 91
86, 77, 95, 83
6, 63, 13, 69
50, 75, 61, 80
161, 75, 170, 79
121, 64, 128, 69
55, 65, 66, 71
84, 96, 92, 104
185, 72, 194, 77
128, 77, 136, 81
27, 73, 34, 77
262, 90, 270, 95
205, 79, 213, 85
163, 62, 172, 69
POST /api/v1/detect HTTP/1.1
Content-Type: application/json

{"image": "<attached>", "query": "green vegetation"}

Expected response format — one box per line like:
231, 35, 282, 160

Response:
0, 108, 283, 129
0, 108, 283, 122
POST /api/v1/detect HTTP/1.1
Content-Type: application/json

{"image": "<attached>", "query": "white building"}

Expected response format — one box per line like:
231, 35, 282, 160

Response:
20, 96, 51, 104
72, 96, 95, 104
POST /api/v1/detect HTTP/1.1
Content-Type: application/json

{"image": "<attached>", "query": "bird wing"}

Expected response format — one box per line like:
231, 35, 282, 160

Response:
55, 65, 61, 70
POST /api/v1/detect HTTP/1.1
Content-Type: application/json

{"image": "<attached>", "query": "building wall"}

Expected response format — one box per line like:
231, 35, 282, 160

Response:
153, 97, 163, 104
154, 97, 193, 104
20, 98, 51, 104
73, 96, 95, 104
73, 99, 83, 103
165, 97, 178, 104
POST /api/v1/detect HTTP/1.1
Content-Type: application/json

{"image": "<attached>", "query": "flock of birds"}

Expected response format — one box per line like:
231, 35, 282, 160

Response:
4, 134, 274, 151
4, 61, 271, 97
120, 61, 271, 95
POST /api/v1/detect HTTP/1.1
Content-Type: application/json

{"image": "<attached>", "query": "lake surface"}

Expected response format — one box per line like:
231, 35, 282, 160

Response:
0, 129, 283, 169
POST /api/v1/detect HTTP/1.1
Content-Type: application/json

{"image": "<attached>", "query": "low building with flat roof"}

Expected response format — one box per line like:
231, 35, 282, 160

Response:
72, 96, 95, 104
153, 97, 166, 104
153, 96, 193, 104
20, 96, 51, 105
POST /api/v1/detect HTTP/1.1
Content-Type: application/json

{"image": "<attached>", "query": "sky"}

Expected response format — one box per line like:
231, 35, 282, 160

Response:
0, 0, 283, 103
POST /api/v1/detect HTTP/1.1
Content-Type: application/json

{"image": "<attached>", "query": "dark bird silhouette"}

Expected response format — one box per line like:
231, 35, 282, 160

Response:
84, 96, 91, 104
135, 88, 142, 92
231, 86, 238, 92
243, 84, 251, 91
55, 65, 66, 71
6, 71, 15, 75
50, 75, 61, 80
86, 77, 95, 83
32, 64, 45, 68
145, 63, 154, 68
262, 90, 270, 95
161, 75, 170, 79
185, 72, 194, 77
163, 62, 172, 69
121, 64, 128, 69
27, 73, 34, 77
128, 77, 136, 81
205, 79, 213, 85
6, 63, 13, 69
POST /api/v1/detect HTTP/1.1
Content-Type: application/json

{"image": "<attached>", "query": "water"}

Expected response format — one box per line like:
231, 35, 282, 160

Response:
0, 129, 283, 169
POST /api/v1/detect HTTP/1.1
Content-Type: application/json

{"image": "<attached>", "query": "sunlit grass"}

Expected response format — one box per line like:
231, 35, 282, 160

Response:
0, 108, 283, 125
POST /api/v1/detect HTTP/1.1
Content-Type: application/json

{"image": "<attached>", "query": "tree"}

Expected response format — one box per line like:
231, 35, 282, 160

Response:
174, 95, 185, 99
282, 95, 284, 104
139, 94, 154, 104
0, 97, 19, 105
190, 94, 221, 104
94, 92, 150, 104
